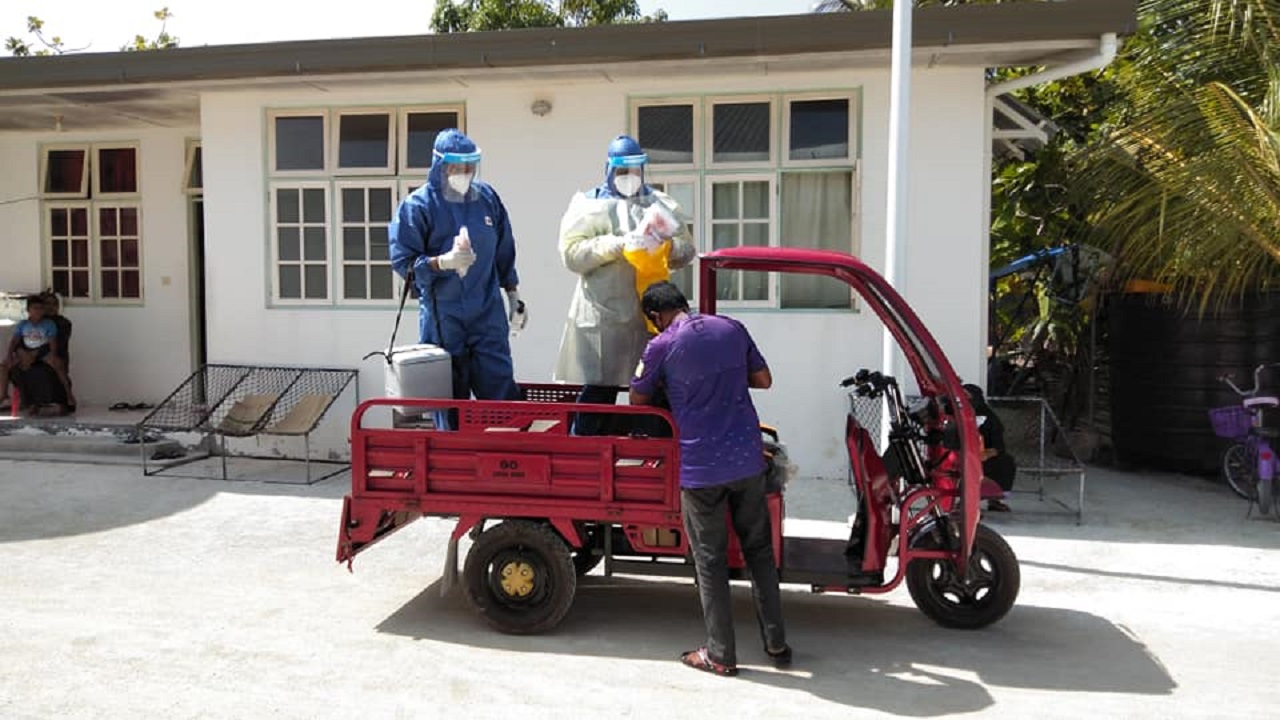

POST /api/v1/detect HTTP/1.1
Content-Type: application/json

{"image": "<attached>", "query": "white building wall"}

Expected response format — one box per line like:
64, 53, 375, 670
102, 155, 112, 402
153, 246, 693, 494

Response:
200, 62, 986, 477
0, 128, 196, 406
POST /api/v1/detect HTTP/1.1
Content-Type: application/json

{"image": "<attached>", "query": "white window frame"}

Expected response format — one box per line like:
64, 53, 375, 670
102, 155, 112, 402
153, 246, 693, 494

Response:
268, 180, 332, 305
630, 97, 702, 173
397, 105, 465, 175
703, 173, 777, 309
92, 201, 145, 304
183, 139, 203, 195
268, 109, 330, 177
45, 202, 94, 301
781, 93, 859, 169
39, 144, 90, 199
333, 108, 396, 176
705, 95, 776, 170
335, 180, 399, 305
90, 142, 141, 200
647, 174, 700, 303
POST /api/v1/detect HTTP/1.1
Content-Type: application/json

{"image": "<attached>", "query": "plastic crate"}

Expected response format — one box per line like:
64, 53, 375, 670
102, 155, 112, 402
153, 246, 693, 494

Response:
1209, 406, 1251, 440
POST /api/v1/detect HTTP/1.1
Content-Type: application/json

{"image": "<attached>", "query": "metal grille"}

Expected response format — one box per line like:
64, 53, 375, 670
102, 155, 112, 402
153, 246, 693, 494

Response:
848, 393, 886, 453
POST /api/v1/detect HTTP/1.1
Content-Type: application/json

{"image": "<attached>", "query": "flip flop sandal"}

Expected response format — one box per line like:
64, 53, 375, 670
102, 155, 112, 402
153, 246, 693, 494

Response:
109, 402, 131, 411
680, 647, 737, 677
130, 403, 154, 410
151, 448, 185, 461
766, 645, 793, 669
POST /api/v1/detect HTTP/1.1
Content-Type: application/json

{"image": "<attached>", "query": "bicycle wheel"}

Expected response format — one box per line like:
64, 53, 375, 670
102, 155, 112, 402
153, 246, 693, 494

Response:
1260, 476, 1275, 516
1222, 443, 1257, 500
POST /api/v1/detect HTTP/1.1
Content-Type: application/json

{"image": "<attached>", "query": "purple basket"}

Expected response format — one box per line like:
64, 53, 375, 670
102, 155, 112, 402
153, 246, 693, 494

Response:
1209, 406, 1251, 439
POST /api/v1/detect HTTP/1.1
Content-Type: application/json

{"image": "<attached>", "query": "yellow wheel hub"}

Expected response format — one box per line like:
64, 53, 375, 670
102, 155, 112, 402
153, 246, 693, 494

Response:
499, 560, 536, 597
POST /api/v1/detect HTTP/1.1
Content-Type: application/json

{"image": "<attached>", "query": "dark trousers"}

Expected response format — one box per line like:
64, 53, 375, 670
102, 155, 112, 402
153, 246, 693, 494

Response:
572, 385, 673, 438
681, 471, 786, 666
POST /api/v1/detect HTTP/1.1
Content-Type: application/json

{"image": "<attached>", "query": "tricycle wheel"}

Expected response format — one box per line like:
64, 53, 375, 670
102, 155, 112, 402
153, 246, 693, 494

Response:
463, 520, 577, 634
907, 523, 1020, 630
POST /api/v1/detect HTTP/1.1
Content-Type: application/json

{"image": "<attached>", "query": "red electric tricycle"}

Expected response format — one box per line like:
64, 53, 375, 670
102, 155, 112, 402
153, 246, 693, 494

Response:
337, 247, 1020, 633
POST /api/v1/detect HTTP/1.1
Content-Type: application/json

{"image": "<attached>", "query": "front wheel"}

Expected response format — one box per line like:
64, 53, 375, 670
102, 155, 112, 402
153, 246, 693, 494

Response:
907, 523, 1020, 629
1222, 443, 1257, 500
463, 520, 577, 634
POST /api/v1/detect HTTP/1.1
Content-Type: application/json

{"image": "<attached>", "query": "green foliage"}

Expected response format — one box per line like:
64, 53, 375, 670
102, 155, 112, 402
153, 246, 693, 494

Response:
6, 8, 178, 56
431, 0, 665, 33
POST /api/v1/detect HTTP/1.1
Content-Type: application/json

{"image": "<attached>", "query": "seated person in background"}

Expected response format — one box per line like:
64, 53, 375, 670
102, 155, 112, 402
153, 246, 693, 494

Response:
41, 291, 74, 410
1, 295, 75, 413
964, 383, 1016, 512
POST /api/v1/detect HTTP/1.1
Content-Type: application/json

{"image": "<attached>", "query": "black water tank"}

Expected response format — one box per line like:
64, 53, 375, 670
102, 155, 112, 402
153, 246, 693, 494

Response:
1108, 291, 1280, 474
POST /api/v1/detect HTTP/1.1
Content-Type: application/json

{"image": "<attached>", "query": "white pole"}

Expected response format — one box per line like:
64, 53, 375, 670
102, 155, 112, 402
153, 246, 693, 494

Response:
882, 0, 913, 386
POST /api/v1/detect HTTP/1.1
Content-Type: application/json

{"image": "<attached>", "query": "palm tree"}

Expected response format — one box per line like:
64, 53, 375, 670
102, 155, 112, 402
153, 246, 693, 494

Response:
1079, 0, 1280, 312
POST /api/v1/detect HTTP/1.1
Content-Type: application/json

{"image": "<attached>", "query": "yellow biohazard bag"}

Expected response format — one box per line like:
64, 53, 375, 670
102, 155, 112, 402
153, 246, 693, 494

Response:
623, 240, 672, 333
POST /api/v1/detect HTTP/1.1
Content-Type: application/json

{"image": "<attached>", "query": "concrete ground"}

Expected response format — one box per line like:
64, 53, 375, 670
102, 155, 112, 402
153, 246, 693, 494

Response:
1, 458, 1277, 719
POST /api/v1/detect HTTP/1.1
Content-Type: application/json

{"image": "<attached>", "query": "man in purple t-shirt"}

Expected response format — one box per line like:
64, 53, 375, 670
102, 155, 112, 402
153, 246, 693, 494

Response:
630, 281, 789, 677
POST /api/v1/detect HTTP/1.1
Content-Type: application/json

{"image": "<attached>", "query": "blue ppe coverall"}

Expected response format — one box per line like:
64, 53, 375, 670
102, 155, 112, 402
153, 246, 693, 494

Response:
388, 129, 522, 418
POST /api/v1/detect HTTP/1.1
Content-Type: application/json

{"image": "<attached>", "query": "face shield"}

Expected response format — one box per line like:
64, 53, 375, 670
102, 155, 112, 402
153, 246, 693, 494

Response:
434, 148, 482, 200
607, 153, 647, 198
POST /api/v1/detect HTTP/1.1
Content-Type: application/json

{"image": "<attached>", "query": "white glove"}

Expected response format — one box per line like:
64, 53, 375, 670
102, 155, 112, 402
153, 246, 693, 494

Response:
506, 289, 528, 330
437, 227, 476, 276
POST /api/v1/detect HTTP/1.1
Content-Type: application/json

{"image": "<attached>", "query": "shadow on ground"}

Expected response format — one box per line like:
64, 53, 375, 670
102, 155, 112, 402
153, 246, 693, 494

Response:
378, 578, 1176, 717
0, 458, 347, 543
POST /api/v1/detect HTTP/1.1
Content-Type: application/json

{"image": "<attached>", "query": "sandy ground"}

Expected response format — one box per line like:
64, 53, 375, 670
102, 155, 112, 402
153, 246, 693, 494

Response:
1, 457, 1278, 719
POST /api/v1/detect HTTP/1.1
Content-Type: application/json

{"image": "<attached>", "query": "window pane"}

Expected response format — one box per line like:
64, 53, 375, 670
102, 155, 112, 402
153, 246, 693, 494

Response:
338, 113, 391, 169
406, 112, 457, 169
121, 239, 139, 267
275, 115, 325, 171
122, 270, 140, 299
277, 189, 300, 223
71, 270, 90, 297
70, 208, 88, 237
52, 240, 68, 267
743, 182, 769, 219
790, 98, 850, 161
637, 105, 694, 164
713, 102, 770, 163
369, 226, 390, 261
100, 208, 118, 236
370, 265, 393, 299
670, 264, 693, 301
342, 188, 365, 223
279, 266, 301, 298
743, 270, 769, 301
120, 207, 138, 236
98, 147, 138, 194
302, 189, 326, 224
712, 183, 739, 220
303, 227, 326, 261
343, 227, 366, 261
304, 265, 327, 299
661, 182, 695, 216
101, 271, 120, 298
712, 224, 739, 250
52, 270, 69, 297
780, 171, 854, 309
369, 188, 393, 223
101, 239, 119, 267
50, 208, 68, 237
743, 223, 768, 248
278, 227, 300, 261
343, 265, 367, 299
45, 149, 85, 194
188, 146, 203, 189
71, 240, 89, 267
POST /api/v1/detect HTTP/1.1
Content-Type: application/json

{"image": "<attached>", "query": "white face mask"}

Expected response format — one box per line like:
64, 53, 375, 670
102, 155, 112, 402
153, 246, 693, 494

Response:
613, 174, 642, 197
447, 173, 474, 195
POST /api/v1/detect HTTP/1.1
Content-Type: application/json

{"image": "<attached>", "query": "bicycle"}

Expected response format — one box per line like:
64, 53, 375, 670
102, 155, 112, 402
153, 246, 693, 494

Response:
1210, 364, 1280, 515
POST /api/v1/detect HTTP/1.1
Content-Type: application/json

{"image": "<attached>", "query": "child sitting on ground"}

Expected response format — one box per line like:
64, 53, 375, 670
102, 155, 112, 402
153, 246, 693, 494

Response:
0, 295, 76, 413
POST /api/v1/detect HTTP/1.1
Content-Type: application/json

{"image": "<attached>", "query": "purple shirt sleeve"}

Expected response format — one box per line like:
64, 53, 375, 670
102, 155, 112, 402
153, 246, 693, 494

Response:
630, 335, 668, 397
746, 334, 767, 373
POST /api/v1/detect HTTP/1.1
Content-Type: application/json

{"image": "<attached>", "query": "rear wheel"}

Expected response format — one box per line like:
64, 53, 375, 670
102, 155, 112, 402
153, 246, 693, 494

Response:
1222, 443, 1257, 500
463, 520, 577, 635
1259, 476, 1275, 516
907, 523, 1020, 629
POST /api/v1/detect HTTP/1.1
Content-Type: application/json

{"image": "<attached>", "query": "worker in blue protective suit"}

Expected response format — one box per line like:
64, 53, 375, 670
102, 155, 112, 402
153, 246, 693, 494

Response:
554, 134, 696, 435
389, 129, 527, 426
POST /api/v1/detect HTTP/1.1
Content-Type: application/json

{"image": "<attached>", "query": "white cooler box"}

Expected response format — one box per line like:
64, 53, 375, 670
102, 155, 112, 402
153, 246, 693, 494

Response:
384, 344, 453, 425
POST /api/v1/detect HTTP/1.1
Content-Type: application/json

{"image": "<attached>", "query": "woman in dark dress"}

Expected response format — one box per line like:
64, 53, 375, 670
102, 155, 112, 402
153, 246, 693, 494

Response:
964, 384, 1017, 512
